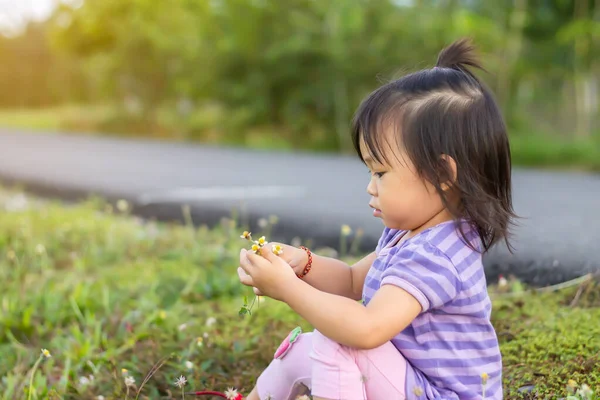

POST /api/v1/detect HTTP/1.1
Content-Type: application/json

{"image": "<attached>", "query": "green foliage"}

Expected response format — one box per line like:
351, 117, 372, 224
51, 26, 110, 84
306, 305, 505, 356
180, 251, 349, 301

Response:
1, 0, 598, 153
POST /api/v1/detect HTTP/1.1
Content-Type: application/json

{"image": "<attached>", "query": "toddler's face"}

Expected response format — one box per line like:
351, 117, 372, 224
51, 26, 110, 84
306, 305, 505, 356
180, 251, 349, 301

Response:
360, 131, 446, 233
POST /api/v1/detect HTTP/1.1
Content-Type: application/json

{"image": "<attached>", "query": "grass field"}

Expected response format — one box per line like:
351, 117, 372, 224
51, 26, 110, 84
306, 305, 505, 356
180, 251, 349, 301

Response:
0, 106, 599, 171
0, 186, 598, 400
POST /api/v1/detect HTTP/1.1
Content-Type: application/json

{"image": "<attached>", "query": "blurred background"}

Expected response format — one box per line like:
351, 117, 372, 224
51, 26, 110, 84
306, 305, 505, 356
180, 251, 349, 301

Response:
0, 0, 598, 169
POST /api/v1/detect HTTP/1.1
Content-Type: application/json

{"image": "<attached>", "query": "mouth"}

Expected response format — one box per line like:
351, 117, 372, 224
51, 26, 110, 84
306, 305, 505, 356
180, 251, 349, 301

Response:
369, 204, 382, 217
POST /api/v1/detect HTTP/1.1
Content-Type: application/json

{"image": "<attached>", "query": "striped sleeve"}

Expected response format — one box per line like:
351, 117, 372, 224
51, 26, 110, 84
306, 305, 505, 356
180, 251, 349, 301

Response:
380, 243, 460, 312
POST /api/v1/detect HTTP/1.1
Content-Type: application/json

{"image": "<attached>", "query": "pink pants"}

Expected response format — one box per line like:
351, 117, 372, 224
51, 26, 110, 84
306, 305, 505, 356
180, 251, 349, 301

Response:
256, 329, 407, 400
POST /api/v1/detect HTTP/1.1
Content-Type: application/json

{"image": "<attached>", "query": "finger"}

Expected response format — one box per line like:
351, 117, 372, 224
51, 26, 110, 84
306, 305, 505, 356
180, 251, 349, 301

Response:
259, 244, 279, 262
237, 267, 255, 287
245, 249, 269, 266
253, 287, 264, 296
239, 248, 255, 275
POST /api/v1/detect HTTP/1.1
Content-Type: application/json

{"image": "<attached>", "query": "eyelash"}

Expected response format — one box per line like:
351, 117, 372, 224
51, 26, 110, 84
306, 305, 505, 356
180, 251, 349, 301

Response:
369, 171, 385, 178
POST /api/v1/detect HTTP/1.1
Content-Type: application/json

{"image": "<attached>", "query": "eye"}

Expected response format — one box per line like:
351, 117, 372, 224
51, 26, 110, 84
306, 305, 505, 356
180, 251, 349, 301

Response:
368, 170, 385, 178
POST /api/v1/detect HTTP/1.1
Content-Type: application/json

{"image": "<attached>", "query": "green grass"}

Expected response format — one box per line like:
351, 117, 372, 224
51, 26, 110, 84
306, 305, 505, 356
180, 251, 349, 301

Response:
0, 105, 599, 171
0, 105, 113, 133
0, 186, 598, 399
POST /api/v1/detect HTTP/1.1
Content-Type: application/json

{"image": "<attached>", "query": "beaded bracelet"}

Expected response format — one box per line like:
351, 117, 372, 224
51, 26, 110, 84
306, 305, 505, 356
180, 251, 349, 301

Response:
296, 246, 313, 278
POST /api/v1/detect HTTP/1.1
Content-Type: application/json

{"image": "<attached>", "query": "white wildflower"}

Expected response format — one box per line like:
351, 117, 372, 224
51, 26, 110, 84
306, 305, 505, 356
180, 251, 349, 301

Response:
79, 376, 90, 386
35, 244, 46, 255
206, 317, 216, 327
116, 199, 129, 212
124, 376, 135, 387
224, 387, 240, 399
174, 375, 187, 388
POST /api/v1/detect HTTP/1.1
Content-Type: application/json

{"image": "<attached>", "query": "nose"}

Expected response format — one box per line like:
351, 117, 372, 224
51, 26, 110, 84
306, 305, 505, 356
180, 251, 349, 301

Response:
366, 177, 377, 197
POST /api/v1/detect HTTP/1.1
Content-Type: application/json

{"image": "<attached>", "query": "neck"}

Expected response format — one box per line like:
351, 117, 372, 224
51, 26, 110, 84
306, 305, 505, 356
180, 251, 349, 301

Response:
407, 208, 454, 239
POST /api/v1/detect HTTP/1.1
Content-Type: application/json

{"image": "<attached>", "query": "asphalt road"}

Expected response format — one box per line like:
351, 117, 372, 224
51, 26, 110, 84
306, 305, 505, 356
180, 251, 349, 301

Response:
1, 129, 599, 286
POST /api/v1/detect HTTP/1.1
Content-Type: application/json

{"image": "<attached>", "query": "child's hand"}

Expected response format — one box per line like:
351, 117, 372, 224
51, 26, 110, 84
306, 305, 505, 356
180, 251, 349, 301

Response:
238, 246, 298, 301
267, 242, 309, 275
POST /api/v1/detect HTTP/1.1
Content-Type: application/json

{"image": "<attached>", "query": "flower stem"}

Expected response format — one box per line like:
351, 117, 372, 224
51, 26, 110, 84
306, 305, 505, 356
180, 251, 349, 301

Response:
27, 356, 43, 400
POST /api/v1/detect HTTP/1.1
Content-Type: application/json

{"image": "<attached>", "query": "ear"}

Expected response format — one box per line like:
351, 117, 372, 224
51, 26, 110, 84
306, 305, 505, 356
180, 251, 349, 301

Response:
439, 154, 457, 191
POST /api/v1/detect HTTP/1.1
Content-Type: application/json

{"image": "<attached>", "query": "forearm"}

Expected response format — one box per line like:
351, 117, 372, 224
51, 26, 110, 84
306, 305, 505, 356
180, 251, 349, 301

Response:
282, 278, 371, 348
297, 253, 359, 300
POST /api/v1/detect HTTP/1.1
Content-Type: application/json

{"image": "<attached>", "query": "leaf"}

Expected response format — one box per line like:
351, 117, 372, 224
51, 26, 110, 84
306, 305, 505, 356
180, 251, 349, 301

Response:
200, 359, 213, 371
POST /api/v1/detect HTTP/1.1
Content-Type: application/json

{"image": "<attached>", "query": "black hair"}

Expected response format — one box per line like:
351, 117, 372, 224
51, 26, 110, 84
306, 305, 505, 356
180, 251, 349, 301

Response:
351, 38, 517, 253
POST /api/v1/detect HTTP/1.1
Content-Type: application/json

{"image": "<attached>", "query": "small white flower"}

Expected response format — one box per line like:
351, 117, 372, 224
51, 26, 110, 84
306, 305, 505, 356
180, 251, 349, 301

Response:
206, 317, 216, 327
271, 244, 284, 255
96, 396, 105, 400
257, 218, 268, 228
184, 360, 194, 370
124, 376, 135, 387
41, 348, 51, 358
578, 384, 594, 399
79, 376, 90, 386
174, 375, 187, 388
35, 244, 46, 255
224, 387, 240, 399
203, 332, 209, 339
498, 275, 508, 287
116, 199, 129, 212
178, 323, 188, 331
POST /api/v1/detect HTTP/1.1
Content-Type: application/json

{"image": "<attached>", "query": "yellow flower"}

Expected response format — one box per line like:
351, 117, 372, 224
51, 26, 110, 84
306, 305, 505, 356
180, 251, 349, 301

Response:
159, 310, 167, 319
567, 379, 577, 388
240, 231, 252, 240
271, 244, 284, 255
121, 368, 129, 376
256, 236, 267, 246
251, 244, 261, 254
567, 379, 578, 393
196, 337, 204, 347
41, 348, 51, 358
481, 372, 489, 385
341, 224, 352, 236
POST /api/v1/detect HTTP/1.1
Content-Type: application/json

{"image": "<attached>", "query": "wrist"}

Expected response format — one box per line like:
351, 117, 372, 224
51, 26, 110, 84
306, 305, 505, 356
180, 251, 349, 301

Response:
294, 246, 313, 278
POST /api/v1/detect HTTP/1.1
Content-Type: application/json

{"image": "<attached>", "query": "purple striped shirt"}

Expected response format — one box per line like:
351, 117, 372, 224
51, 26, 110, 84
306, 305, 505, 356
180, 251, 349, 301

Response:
362, 220, 502, 399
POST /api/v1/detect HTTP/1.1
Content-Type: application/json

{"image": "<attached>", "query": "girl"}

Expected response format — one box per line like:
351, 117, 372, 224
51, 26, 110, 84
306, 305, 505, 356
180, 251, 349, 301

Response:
235, 38, 515, 400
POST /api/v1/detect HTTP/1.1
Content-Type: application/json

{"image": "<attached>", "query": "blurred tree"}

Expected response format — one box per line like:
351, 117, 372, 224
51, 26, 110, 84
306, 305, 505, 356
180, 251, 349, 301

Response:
0, 0, 595, 147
